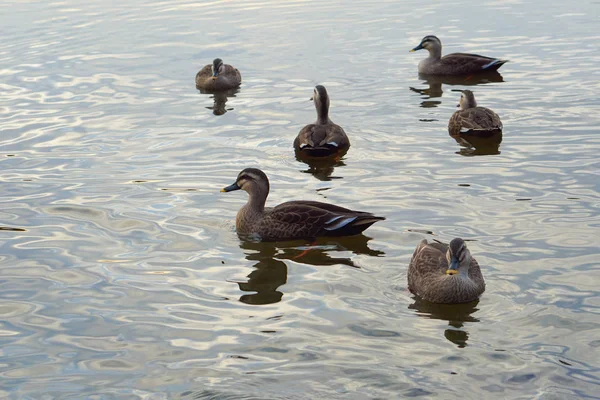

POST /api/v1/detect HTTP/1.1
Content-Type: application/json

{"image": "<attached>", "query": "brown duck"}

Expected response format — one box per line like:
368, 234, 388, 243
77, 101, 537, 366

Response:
196, 58, 241, 91
408, 238, 485, 304
448, 90, 502, 137
294, 85, 350, 158
410, 35, 507, 76
221, 168, 384, 241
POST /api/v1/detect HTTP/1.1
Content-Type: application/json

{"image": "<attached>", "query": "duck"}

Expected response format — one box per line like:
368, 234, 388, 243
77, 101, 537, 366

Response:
410, 35, 507, 76
294, 85, 350, 158
196, 58, 241, 91
448, 90, 502, 137
221, 168, 384, 241
408, 238, 485, 304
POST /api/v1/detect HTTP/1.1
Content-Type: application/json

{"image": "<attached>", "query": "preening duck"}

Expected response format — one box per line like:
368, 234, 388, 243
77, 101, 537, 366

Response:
196, 58, 241, 91
408, 238, 486, 304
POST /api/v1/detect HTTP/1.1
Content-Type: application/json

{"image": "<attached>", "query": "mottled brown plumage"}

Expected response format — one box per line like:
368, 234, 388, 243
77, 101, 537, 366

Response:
221, 168, 384, 241
196, 58, 241, 91
294, 85, 350, 158
410, 35, 507, 76
408, 238, 485, 304
448, 90, 502, 137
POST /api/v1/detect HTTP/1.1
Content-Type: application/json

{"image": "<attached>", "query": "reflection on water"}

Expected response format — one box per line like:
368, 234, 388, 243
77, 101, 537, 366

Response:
285, 235, 385, 267
198, 88, 239, 116
237, 240, 287, 306
409, 298, 480, 348
0, 226, 27, 232
237, 236, 384, 304
451, 130, 503, 156
296, 155, 346, 181
236, 237, 384, 305
241, 235, 383, 269
410, 72, 504, 107
237, 243, 287, 305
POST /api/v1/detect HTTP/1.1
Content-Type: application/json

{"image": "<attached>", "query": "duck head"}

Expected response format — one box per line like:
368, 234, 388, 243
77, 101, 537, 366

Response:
221, 168, 270, 199
457, 90, 478, 110
212, 58, 224, 79
445, 238, 472, 276
410, 35, 442, 53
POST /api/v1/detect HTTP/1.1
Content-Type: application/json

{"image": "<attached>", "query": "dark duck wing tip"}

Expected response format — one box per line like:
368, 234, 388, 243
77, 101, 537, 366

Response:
322, 214, 385, 237
480, 58, 508, 72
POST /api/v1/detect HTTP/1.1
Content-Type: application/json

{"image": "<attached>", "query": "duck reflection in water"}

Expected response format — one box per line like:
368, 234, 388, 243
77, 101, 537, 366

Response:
236, 236, 384, 305
237, 242, 287, 305
452, 129, 502, 156
198, 87, 239, 116
408, 298, 480, 348
409, 72, 504, 108
296, 153, 346, 182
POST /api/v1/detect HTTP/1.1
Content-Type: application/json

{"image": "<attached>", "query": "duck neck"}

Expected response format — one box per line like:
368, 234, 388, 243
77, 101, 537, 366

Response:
428, 45, 442, 61
246, 188, 267, 213
466, 98, 477, 109
316, 100, 330, 125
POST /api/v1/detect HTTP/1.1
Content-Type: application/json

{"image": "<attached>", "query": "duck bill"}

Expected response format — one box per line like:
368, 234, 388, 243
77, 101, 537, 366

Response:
445, 258, 459, 275
221, 183, 240, 192
410, 43, 424, 52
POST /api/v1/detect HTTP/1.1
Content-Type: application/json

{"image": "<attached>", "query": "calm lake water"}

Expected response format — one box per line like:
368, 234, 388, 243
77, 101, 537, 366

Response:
1, 0, 599, 399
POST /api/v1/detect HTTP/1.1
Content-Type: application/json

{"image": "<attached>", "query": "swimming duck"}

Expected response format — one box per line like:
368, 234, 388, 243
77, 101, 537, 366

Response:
196, 58, 241, 91
448, 90, 502, 137
221, 168, 384, 241
410, 35, 507, 76
294, 85, 350, 158
408, 238, 485, 304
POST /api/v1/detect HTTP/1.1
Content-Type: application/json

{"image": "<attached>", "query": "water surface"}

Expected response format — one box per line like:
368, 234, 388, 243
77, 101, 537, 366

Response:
1, 0, 599, 398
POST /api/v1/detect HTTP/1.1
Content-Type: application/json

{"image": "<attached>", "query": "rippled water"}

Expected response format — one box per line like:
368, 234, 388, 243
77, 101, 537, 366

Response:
1, 0, 599, 398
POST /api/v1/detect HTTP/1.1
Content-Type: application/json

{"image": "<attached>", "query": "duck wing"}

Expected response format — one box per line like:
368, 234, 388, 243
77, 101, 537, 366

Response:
408, 239, 448, 294
461, 107, 502, 132
448, 110, 463, 136
294, 124, 322, 149
428, 239, 449, 254
195, 64, 212, 87
478, 107, 503, 130
440, 53, 508, 74
223, 64, 242, 84
259, 201, 384, 241
467, 258, 485, 289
